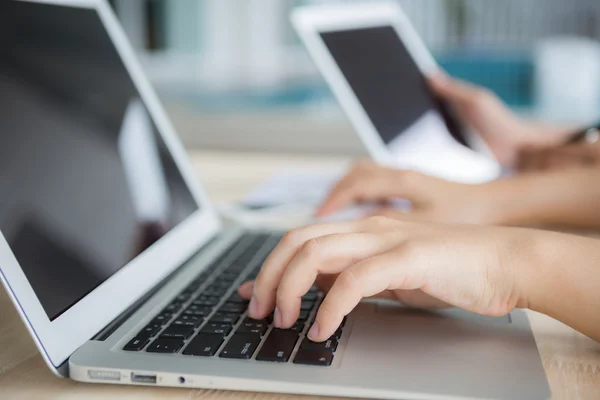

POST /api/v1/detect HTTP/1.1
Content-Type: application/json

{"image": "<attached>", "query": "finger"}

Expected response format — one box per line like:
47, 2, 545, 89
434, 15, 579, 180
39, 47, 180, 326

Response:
316, 171, 361, 217
427, 73, 481, 106
238, 281, 254, 299
519, 149, 549, 172
542, 151, 587, 170
249, 221, 362, 319
549, 143, 599, 166
319, 170, 430, 217
274, 232, 401, 328
317, 162, 384, 216
309, 247, 426, 341
372, 207, 420, 221
516, 147, 541, 172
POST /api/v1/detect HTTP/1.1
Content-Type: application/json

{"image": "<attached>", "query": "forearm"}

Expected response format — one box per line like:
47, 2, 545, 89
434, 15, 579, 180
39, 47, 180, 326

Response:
523, 230, 600, 342
480, 168, 600, 229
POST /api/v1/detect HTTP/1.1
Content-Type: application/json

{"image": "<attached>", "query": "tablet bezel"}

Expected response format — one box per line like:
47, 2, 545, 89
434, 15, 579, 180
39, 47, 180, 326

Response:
291, 2, 471, 166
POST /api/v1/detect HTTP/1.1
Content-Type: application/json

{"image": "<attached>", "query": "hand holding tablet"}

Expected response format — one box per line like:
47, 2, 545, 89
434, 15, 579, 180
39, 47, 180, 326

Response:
292, 2, 502, 183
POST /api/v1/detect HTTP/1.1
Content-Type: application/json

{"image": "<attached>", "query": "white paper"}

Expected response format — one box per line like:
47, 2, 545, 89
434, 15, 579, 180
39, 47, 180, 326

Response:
218, 170, 411, 226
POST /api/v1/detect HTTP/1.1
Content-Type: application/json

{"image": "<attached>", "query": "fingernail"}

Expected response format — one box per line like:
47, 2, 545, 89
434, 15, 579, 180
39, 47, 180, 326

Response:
308, 322, 320, 340
273, 307, 282, 328
248, 296, 259, 317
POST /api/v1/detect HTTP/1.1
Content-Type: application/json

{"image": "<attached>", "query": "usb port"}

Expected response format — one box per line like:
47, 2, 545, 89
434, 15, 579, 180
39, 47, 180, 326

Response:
131, 373, 157, 384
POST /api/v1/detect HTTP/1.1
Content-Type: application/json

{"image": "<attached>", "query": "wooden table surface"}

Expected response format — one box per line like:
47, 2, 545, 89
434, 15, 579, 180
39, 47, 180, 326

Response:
1, 150, 599, 400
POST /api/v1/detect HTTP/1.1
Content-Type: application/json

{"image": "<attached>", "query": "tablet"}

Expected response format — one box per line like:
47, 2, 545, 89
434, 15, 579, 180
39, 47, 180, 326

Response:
292, 2, 501, 183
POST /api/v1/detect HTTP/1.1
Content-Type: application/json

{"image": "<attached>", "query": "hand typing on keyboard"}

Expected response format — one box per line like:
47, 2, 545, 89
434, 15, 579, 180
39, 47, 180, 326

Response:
239, 216, 552, 343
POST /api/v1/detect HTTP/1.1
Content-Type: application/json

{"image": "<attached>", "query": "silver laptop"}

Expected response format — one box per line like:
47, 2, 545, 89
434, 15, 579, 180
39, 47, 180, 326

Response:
0, 1, 550, 399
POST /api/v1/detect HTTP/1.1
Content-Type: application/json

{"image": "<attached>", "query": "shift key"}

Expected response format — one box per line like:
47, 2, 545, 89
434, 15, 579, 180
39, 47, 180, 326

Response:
256, 330, 298, 362
219, 333, 261, 359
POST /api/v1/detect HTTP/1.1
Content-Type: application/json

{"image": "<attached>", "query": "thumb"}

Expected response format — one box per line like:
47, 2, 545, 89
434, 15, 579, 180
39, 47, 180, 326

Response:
428, 73, 480, 106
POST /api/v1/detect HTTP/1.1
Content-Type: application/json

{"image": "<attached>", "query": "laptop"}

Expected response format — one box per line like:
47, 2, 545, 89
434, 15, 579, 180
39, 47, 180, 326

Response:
291, 2, 502, 184
0, 1, 550, 399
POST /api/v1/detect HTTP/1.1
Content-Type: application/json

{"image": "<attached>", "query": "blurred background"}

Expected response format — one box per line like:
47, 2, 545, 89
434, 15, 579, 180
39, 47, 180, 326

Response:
108, 0, 600, 155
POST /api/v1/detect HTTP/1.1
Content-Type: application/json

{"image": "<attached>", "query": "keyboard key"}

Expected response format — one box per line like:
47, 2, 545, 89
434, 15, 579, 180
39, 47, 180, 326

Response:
255, 330, 298, 363
203, 288, 226, 297
163, 302, 183, 313
123, 336, 150, 351
151, 315, 171, 326
183, 334, 225, 357
329, 327, 343, 340
244, 317, 269, 324
297, 310, 310, 321
176, 315, 203, 326
245, 272, 258, 280
236, 320, 268, 336
220, 273, 239, 281
227, 293, 249, 304
193, 296, 220, 307
218, 303, 247, 314
294, 349, 333, 366
300, 300, 315, 311
210, 313, 240, 325
302, 292, 318, 301
219, 333, 261, 359
140, 324, 162, 337
200, 323, 232, 336
211, 280, 232, 289
183, 308, 212, 318
273, 321, 304, 333
300, 338, 338, 352
184, 305, 213, 315
160, 325, 195, 339
146, 338, 185, 353
175, 293, 192, 302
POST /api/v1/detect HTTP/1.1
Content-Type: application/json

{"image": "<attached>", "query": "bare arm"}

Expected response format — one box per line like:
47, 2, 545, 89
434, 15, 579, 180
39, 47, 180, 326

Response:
317, 162, 600, 230
483, 167, 600, 229
525, 230, 600, 342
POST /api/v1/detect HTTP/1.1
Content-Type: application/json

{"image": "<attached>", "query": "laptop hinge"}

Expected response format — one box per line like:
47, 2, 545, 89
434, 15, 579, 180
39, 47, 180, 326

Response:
92, 235, 220, 341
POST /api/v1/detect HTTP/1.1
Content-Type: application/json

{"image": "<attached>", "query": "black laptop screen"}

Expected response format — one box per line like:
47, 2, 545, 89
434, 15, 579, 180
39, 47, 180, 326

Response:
0, 2, 199, 320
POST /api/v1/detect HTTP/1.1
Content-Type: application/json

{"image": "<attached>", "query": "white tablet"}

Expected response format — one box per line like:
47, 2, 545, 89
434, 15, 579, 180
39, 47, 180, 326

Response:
292, 2, 501, 183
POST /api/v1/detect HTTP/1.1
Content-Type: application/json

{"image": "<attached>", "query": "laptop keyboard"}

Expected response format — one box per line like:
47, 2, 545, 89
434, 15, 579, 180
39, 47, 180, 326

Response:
123, 233, 345, 367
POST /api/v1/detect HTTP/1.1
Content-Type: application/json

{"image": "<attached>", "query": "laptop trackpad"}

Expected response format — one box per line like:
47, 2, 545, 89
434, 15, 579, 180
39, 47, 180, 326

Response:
337, 303, 535, 398
375, 301, 511, 325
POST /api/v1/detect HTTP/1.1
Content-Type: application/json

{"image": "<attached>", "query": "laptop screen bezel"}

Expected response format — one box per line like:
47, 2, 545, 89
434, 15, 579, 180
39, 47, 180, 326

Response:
0, 0, 222, 373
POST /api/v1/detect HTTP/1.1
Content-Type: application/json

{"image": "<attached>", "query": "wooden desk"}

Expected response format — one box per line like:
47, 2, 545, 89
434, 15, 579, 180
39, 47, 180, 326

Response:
1, 151, 599, 400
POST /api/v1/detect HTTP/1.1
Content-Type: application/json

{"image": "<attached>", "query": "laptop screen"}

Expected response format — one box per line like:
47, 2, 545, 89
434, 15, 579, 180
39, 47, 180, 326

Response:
0, 2, 199, 321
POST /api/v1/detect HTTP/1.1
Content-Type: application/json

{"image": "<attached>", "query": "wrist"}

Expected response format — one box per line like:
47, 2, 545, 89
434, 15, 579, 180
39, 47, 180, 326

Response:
515, 228, 600, 341
470, 180, 522, 226
513, 229, 562, 312
474, 175, 556, 227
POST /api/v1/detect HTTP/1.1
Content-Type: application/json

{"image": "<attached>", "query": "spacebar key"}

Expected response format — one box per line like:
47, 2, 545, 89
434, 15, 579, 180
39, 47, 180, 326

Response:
256, 330, 298, 362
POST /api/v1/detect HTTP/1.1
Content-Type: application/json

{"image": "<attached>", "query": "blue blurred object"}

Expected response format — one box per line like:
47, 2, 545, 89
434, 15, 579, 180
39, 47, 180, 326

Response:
165, 51, 535, 113
437, 51, 534, 108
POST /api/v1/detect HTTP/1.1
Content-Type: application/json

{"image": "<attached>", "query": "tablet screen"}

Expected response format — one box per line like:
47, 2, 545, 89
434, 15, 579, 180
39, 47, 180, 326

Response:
320, 26, 468, 153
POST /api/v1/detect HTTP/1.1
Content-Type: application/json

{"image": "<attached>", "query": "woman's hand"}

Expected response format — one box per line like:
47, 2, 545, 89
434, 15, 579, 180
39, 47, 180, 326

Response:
518, 140, 600, 172
316, 161, 494, 224
429, 73, 574, 167
239, 217, 545, 342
